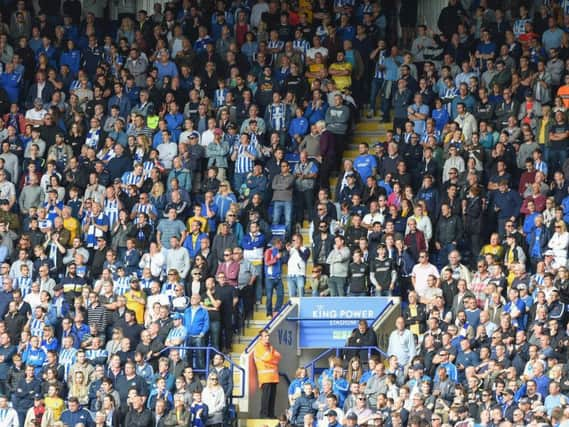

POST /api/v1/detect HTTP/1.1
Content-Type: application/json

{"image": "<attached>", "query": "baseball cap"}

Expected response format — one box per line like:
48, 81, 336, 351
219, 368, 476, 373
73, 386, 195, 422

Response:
325, 410, 338, 417
171, 312, 183, 320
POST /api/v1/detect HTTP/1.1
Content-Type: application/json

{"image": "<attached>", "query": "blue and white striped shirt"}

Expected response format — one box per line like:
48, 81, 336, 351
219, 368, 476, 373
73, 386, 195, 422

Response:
0, 407, 19, 426
30, 318, 45, 339
292, 39, 310, 58
161, 282, 177, 304
513, 18, 531, 37
166, 325, 188, 357
267, 103, 288, 131
374, 51, 387, 79
104, 198, 120, 229
214, 88, 229, 109
234, 144, 257, 174
267, 39, 284, 63
59, 347, 77, 381
15, 276, 32, 297
86, 348, 109, 364
121, 171, 143, 186
85, 128, 101, 149
114, 276, 131, 296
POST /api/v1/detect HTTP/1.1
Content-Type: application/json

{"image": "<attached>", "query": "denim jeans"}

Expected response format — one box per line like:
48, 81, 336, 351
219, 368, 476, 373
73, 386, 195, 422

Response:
369, 77, 384, 113
233, 172, 249, 195
328, 276, 346, 296
253, 264, 263, 303
208, 320, 221, 351
265, 277, 284, 315
287, 275, 305, 297
547, 146, 567, 174
188, 335, 205, 370
272, 200, 292, 237
437, 243, 456, 269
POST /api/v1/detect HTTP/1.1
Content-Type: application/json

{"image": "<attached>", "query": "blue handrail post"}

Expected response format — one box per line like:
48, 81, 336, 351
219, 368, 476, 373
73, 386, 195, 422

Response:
157, 346, 246, 398
205, 347, 211, 379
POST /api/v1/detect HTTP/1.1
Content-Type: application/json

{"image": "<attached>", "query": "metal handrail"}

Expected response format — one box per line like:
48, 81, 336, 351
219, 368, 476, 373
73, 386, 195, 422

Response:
304, 346, 388, 382
158, 346, 246, 398
371, 299, 395, 326
244, 300, 293, 353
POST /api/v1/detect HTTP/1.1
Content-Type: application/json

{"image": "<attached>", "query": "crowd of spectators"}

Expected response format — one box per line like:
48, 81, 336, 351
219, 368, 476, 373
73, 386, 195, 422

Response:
282, 0, 569, 427
7, 0, 569, 426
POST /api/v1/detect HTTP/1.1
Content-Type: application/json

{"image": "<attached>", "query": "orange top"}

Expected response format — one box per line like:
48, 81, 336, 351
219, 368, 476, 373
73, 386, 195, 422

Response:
558, 85, 569, 108
253, 341, 281, 387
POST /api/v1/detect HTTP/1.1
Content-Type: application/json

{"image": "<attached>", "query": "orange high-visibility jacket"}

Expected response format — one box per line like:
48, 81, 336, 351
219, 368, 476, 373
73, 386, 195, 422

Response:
253, 341, 282, 387
558, 85, 569, 108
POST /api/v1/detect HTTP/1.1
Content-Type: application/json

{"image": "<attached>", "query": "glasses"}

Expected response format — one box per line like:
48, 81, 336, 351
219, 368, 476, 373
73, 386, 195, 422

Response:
168, 273, 176, 276
227, 214, 235, 217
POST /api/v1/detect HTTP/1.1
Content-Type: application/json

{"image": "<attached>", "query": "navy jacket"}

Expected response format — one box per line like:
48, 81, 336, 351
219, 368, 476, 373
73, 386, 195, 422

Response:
12, 377, 41, 412
60, 408, 94, 427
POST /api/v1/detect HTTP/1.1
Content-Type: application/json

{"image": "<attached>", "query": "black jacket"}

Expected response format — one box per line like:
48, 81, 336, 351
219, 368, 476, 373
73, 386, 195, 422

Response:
464, 195, 483, 235
125, 408, 155, 427
436, 214, 463, 245
312, 232, 334, 266
403, 303, 428, 334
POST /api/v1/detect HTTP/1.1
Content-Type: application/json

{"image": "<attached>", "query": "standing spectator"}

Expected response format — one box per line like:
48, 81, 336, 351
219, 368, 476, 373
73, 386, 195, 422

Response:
326, 235, 351, 297
253, 329, 281, 419
285, 234, 310, 298
183, 294, 209, 371
264, 238, 285, 317
387, 316, 416, 367
271, 160, 294, 237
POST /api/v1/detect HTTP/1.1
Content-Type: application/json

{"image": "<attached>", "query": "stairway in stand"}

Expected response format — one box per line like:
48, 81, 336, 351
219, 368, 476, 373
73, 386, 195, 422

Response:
233, 117, 390, 424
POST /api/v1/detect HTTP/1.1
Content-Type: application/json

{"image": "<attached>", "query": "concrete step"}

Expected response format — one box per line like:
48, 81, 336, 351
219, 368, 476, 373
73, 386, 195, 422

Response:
245, 419, 280, 427
355, 121, 388, 132
352, 134, 385, 144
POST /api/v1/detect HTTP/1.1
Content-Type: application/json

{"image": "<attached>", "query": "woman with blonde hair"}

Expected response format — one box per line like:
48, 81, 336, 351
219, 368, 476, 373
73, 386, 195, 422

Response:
134, 134, 151, 164
68, 371, 90, 406
116, 17, 135, 45
202, 372, 226, 427
214, 181, 237, 222
548, 220, 569, 267
150, 180, 167, 213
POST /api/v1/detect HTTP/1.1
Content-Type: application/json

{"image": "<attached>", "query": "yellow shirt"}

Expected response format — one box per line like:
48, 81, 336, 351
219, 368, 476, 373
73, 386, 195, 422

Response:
125, 290, 146, 324
538, 118, 549, 145
329, 61, 353, 91
45, 396, 65, 420
63, 217, 80, 243
307, 63, 325, 85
